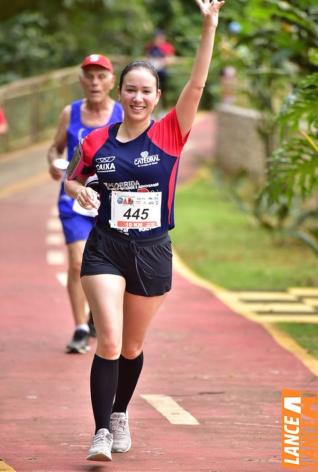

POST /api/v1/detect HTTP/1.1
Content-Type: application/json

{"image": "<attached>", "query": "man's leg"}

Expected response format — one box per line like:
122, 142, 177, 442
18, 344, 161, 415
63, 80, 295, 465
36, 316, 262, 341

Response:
65, 240, 91, 353
60, 212, 95, 353
67, 240, 88, 325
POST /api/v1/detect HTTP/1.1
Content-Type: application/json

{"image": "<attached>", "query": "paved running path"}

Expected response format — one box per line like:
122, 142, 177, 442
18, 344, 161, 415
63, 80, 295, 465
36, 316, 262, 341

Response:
0, 114, 317, 472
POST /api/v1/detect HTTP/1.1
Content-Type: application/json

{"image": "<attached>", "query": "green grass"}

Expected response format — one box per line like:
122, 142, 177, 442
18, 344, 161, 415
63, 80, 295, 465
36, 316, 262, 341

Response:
172, 173, 318, 359
277, 323, 318, 359
172, 174, 318, 290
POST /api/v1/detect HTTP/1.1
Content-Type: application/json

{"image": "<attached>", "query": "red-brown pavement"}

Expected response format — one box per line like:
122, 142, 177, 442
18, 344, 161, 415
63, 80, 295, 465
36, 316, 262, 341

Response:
1, 114, 317, 472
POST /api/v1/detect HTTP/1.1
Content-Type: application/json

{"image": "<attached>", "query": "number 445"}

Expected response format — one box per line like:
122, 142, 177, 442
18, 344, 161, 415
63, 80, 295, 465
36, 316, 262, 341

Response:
123, 208, 149, 220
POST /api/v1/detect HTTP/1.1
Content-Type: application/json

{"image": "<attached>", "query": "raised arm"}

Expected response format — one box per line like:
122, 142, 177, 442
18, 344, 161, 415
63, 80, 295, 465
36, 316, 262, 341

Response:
176, 0, 224, 138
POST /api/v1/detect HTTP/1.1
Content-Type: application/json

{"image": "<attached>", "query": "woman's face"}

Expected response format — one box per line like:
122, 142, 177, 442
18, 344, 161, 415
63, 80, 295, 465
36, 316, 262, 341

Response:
119, 67, 161, 122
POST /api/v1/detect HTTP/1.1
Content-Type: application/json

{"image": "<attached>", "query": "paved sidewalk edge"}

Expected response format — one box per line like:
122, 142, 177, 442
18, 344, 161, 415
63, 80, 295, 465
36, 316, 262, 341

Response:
0, 460, 15, 471
173, 250, 318, 377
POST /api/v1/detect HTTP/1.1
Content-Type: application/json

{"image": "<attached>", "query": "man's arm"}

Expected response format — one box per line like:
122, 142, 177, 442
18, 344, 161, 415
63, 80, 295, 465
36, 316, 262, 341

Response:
47, 106, 70, 180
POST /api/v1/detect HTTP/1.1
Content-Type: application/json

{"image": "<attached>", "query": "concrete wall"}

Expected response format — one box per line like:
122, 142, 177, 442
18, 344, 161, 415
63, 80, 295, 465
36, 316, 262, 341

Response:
215, 103, 267, 180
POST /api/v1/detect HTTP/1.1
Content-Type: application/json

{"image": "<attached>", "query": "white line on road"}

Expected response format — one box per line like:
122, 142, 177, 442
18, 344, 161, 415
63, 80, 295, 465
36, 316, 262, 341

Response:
56, 272, 67, 287
46, 233, 64, 245
50, 206, 58, 216
141, 394, 199, 425
47, 250, 65, 265
47, 218, 62, 231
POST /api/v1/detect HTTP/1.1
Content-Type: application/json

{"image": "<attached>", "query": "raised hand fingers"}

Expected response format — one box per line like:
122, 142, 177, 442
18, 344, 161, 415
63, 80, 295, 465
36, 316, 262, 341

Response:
194, 0, 224, 16
194, 0, 214, 8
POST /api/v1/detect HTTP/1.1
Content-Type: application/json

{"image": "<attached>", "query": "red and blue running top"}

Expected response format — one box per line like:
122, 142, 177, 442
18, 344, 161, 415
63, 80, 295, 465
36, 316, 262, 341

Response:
68, 108, 189, 239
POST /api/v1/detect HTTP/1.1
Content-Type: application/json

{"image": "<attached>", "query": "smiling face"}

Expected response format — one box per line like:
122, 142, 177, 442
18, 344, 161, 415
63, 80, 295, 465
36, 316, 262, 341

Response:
119, 66, 161, 123
79, 65, 115, 104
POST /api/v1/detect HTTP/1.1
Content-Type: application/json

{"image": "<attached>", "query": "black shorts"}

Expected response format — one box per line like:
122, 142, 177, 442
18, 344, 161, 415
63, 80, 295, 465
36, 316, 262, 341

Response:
81, 223, 172, 297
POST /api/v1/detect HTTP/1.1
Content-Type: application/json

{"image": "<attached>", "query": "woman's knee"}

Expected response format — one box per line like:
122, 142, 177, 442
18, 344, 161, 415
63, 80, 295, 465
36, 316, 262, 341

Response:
97, 336, 122, 359
121, 342, 144, 360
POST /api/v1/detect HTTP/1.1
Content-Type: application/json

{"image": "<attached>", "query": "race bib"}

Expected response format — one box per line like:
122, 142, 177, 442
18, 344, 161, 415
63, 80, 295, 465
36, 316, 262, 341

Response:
109, 191, 161, 230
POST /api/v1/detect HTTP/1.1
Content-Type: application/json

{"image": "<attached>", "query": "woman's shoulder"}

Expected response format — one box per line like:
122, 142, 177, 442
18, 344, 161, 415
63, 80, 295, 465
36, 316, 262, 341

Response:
150, 108, 178, 131
82, 124, 113, 156
148, 108, 188, 156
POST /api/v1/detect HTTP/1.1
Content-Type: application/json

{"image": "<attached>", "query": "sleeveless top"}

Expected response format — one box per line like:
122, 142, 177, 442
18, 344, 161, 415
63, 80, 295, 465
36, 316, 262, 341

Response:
58, 99, 123, 217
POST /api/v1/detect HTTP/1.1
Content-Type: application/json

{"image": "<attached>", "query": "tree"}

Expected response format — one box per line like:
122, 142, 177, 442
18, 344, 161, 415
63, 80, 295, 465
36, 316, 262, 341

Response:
0, 0, 155, 83
217, 0, 318, 253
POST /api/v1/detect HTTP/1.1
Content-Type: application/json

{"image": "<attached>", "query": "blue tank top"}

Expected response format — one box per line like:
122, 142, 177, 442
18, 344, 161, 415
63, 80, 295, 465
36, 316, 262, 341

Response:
58, 99, 123, 216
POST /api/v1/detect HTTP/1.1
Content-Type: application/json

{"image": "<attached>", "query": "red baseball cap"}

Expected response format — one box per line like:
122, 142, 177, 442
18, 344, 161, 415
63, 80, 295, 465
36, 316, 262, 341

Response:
80, 54, 113, 73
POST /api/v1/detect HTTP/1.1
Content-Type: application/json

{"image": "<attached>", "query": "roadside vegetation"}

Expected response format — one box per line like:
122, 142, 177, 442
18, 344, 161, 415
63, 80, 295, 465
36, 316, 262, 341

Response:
173, 173, 318, 291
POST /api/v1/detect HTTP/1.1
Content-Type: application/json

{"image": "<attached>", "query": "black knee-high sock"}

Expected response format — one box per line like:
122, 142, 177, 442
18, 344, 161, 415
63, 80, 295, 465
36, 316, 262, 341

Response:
112, 352, 144, 413
90, 354, 119, 433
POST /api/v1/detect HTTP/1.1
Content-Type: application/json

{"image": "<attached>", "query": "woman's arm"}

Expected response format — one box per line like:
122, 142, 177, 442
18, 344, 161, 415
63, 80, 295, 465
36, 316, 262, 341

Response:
176, 0, 224, 138
65, 146, 100, 210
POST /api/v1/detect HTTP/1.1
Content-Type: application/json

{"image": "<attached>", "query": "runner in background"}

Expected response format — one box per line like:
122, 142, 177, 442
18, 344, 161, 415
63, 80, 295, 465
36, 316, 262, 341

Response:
0, 106, 8, 135
65, 0, 224, 462
47, 54, 123, 354
145, 29, 175, 110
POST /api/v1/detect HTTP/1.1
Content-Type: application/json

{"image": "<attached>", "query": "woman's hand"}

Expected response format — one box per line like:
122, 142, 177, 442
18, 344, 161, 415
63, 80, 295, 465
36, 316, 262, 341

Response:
194, 0, 225, 28
75, 186, 100, 210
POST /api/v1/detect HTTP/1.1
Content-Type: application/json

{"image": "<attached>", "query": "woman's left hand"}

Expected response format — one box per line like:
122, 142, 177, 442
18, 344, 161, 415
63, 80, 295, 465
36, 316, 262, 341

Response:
194, 0, 225, 28
76, 187, 100, 210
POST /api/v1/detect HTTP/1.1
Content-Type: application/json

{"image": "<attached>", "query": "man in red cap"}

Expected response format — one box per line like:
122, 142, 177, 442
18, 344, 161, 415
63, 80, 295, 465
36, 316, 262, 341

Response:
80, 54, 114, 72
47, 54, 123, 354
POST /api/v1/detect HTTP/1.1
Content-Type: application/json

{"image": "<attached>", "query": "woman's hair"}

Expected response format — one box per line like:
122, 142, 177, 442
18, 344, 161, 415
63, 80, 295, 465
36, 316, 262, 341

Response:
119, 60, 160, 91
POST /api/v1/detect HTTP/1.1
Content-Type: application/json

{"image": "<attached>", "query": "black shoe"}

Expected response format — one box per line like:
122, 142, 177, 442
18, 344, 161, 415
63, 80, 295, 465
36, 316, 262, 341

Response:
66, 329, 90, 354
88, 311, 96, 338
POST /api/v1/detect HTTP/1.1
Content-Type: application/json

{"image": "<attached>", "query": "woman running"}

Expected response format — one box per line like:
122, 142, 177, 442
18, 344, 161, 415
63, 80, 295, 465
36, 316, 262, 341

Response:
65, 0, 224, 462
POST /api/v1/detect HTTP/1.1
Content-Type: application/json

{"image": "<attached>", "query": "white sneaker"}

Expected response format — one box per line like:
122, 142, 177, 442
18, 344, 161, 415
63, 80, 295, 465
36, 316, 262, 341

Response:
86, 428, 113, 461
110, 412, 132, 452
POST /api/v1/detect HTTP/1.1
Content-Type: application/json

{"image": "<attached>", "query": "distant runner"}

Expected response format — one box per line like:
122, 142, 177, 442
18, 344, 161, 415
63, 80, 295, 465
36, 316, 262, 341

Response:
47, 54, 123, 354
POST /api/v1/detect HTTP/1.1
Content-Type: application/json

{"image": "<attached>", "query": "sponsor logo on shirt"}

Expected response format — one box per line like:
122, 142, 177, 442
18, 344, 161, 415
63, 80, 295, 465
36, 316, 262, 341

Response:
134, 151, 160, 167
96, 156, 116, 163
96, 156, 116, 173
103, 181, 159, 191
